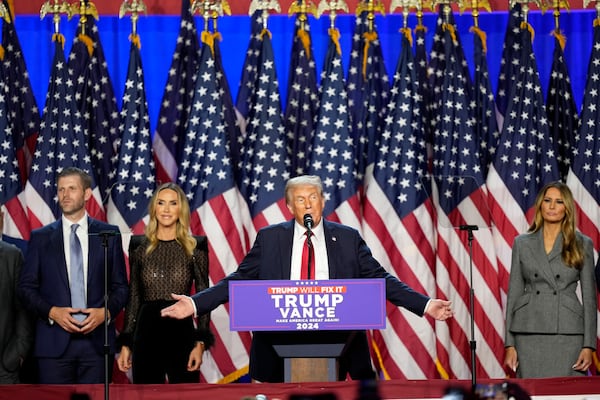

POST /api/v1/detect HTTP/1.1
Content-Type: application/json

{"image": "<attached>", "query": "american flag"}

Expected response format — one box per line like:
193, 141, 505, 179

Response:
347, 11, 389, 183
362, 28, 438, 379
485, 15, 560, 297
213, 33, 243, 185
494, 4, 522, 130
106, 37, 155, 236
284, 17, 318, 176
1, 3, 39, 242
307, 27, 359, 228
235, 10, 263, 121
414, 22, 432, 148
177, 32, 252, 383
471, 25, 499, 178
24, 36, 104, 229
546, 33, 578, 182
428, 18, 504, 379
152, 0, 200, 185
0, 55, 28, 244
237, 28, 291, 229
566, 22, 600, 254
347, 11, 367, 131
68, 18, 120, 206
426, 10, 472, 138
234, 9, 263, 174
2, 0, 40, 185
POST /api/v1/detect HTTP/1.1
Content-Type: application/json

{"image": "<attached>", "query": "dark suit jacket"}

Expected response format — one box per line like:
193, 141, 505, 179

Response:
505, 229, 597, 349
192, 219, 430, 381
18, 217, 129, 358
0, 241, 33, 383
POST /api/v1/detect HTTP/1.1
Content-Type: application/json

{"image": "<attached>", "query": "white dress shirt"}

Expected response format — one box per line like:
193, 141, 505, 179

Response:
290, 220, 329, 280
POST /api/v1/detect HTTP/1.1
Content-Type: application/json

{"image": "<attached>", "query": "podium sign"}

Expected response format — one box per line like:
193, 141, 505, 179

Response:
229, 279, 386, 331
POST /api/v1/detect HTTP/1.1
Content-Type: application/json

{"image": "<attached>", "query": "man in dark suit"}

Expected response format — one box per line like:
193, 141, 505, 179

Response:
0, 207, 33, 383
162, 175, 453, 382
18, 167, 129, 384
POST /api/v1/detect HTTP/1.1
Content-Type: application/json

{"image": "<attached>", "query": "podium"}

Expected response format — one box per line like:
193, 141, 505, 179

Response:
229, 279, 386, 382
270, 330, 355, 382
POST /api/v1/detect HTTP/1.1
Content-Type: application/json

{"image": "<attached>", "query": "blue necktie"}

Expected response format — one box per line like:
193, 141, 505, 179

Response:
70, 224, 86, 321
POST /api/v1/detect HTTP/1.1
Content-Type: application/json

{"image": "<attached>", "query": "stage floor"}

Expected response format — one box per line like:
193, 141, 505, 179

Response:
2, 377, 600, 400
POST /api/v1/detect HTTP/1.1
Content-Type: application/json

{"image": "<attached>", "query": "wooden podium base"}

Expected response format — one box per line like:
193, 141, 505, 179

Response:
287, 358, 338, 382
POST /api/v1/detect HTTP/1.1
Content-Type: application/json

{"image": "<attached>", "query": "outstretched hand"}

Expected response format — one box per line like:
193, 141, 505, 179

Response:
160, 293, 194, 319
425, 299, 453, 321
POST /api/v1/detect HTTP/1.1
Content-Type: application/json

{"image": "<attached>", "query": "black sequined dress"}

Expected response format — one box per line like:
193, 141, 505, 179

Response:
119, 237, 213, 383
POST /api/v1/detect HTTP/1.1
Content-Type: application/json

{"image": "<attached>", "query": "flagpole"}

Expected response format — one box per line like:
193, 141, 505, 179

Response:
39, 0, 73, 37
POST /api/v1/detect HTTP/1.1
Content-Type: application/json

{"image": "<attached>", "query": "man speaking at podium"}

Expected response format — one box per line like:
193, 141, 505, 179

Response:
162, 175, 453, 382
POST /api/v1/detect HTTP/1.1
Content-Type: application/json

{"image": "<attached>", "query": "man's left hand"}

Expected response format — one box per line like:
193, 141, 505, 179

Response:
79, 308, 110, 334
426, 299, 453, 321
161, 293, 195, 319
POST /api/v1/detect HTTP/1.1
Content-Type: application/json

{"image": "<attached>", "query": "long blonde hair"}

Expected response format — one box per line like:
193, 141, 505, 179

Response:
528, 181, 584, 269
145, 183, 196, 257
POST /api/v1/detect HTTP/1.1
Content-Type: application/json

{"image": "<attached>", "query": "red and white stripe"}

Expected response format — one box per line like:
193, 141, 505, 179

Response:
362, 179, 439, 378
430, 182, 505, 379
190, 187, 255, 383
567, 172, 600, 254
152, 133, 178, 185
485, 166, 531, 297
3, 193, 30, 241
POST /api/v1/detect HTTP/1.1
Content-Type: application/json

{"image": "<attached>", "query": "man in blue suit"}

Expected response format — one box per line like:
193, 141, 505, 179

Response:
18, 167, 129, 384
162, 175, 453, 382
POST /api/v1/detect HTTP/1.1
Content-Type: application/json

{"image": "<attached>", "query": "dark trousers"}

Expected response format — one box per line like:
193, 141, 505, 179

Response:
132, 301, 199, 384
37, 336, 106, 384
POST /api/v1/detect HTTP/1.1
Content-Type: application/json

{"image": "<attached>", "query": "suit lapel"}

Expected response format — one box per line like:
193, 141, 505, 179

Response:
323, 221, 337, 278
533, 229, 558, 286
87, 218, 99, 287
546, 232, 564, 263
279, 221, 294, 279
51, 220, 70, 290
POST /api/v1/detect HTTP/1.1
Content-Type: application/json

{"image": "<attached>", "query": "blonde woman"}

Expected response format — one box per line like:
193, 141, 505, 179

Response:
117, 183, 213, 383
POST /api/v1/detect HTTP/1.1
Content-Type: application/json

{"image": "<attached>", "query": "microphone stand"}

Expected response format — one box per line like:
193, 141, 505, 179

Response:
306, 229, 313, 280
459, 224, 478, 394
99, 232, 111, 400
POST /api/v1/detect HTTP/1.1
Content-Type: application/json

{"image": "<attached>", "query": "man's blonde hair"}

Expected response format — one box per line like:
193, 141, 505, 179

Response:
284, 175, 323, 204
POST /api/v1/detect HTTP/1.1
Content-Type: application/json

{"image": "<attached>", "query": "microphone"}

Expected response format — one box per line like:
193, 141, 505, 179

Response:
303, 214, 313, 230
459, 225, 479, 231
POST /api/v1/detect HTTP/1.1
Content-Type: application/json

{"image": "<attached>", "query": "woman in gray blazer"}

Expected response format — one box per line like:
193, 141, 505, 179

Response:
504, 181, 597, 378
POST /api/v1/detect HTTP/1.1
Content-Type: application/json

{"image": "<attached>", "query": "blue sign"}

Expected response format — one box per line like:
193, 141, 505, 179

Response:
229, 279, 386, 331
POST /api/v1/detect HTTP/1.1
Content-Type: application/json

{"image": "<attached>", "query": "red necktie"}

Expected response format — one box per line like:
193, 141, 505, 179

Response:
301, 231, 315, 280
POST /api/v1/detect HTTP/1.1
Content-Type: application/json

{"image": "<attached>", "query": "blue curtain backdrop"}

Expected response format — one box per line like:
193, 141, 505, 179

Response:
14, 10, 596, 135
